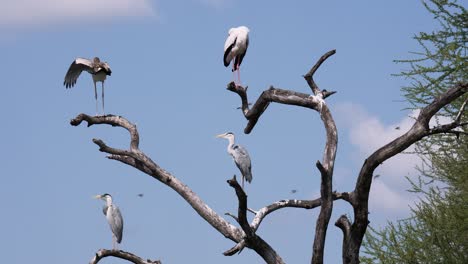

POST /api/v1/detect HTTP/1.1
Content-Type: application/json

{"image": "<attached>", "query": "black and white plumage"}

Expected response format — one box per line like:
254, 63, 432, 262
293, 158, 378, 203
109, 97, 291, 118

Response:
223, 26, 250, 84
64, 57, 112, 115
95, 193, 123, 250
216, 132, 252, 188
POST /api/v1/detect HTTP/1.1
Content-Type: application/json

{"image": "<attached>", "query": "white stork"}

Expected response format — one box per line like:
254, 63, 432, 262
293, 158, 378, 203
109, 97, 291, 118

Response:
223, 26, 250, 85
64, 57, 112, 115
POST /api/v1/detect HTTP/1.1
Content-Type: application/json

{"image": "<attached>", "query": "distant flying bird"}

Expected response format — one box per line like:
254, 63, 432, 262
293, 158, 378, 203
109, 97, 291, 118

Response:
290, 189, 298, 194
137, 193, 144, 198
94, 193, 123, 250
216, 132, 252, 189
64, 57, 112, 115
223, 26, 250, 85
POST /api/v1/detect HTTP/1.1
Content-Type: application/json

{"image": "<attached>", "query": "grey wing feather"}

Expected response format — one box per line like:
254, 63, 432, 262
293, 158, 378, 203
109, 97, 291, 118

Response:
63, 58, 94, 88
109, 205, 124, 243
233, 145, 252, 183
102, 205, 109, 216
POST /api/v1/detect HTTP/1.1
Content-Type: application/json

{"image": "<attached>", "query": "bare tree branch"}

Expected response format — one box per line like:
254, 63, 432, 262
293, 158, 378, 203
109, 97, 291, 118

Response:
250, 192, 350, 232
345, 82, 468, 263
89, 249, 161, 264
227, 176, 285, 264
227, 84, 330, 134
305, 52, 338, 264
227, 50, 339, 264
71, 114, 244, 246
71, 114, 140, 151
223, 240, 247, 256
335, 215, 351, 264
73, 114, 306, 263
303, 49, 337, 95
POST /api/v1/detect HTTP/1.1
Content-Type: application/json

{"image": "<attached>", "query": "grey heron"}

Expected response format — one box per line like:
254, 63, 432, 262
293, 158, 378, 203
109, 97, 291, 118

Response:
223, 26, 250, 85
64, 57, 112, 115
216, 132, 252, 189
94, 193, 123, 250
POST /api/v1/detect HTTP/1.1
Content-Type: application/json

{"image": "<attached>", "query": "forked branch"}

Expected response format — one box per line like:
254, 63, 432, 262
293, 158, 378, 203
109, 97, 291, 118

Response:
89, 249, 161, 264
227, 176, 285, 264
227, 49, 339, 264
74, 114, 318, 264
344, 82, 468, 264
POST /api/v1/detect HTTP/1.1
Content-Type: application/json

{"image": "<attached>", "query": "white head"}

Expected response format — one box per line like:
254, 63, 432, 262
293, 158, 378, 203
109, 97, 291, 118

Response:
94, 193, 113, 204
216, 132, 235, 141
238, 26, 249, 33
228, 26, 250, 35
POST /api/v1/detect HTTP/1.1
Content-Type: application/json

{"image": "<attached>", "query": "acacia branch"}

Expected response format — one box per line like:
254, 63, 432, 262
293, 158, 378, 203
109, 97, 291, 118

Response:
71, 114, 243, 249
89, 249, 161, 264
227, 85, 327, 134
71, 114, 140, 151
304, 49, 337, 95
250, 192, 350, 232
335, 215, 351, 264
345, 82, 468, 263
227, 50, 339, 264
227, 176, 285, 264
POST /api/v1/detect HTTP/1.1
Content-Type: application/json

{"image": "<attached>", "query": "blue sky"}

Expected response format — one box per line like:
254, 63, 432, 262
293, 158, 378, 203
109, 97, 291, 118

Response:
0, 1, 444, 263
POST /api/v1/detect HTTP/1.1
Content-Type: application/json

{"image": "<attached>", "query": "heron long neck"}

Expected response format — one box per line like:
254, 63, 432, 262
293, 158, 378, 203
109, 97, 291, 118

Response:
105, 196, 113, 207
226, 137, 235, 155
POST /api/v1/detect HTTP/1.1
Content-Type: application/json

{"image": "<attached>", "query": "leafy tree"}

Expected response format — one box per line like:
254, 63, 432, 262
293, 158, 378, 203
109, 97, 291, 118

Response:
362, 1, 467, 263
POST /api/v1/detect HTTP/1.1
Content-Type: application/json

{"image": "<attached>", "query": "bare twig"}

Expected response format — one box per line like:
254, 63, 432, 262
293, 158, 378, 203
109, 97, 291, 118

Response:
303, 49, 337, 95
225, 212, 239, 223
89, 249, 161, 264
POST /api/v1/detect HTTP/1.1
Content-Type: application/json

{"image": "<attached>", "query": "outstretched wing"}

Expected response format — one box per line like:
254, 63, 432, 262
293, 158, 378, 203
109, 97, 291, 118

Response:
107, 205, 124, 243
223, 33, 237, 67
63, 58, 94, 88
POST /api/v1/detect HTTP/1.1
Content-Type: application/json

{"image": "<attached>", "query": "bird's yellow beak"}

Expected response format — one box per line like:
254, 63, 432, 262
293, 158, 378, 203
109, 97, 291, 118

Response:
215, 133, 225, 138
93, 194, 102, 199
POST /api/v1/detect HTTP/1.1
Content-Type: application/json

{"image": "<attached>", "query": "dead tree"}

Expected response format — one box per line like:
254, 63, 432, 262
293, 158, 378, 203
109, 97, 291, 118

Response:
71, 50, 467, 264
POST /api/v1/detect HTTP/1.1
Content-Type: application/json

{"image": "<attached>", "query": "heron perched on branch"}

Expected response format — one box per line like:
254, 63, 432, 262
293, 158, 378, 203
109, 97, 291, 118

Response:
94, 193, 123, 250
64, 57, 112, 115
216, 132, 252, 189
223, 26, 250, 85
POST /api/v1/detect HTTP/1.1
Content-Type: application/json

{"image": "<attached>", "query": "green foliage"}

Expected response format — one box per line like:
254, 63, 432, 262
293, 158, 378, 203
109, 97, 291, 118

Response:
362, 1, 468, 263
397, 0, 467, 114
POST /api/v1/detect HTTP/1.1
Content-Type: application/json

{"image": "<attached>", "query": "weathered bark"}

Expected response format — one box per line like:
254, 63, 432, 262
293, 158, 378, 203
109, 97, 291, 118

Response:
227, 176, 285, 264
335, 215, 351, 264
72, 112, 342, 263
72, 50, 466, 264
89, 249, 161, 264
343, 82, 467, 263
228, 49, 338, 264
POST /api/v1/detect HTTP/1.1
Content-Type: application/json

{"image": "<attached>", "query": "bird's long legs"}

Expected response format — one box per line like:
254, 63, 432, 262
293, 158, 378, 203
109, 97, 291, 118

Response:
112, 234, 117, 250
102, 82, 105, 116
94, 82, 98, 116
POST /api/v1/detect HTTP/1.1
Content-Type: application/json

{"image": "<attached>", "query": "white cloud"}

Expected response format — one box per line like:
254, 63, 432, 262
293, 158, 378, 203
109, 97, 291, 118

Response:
0, 0, 155, 28
369, 180, 415, 212
335, 102, 454, 215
